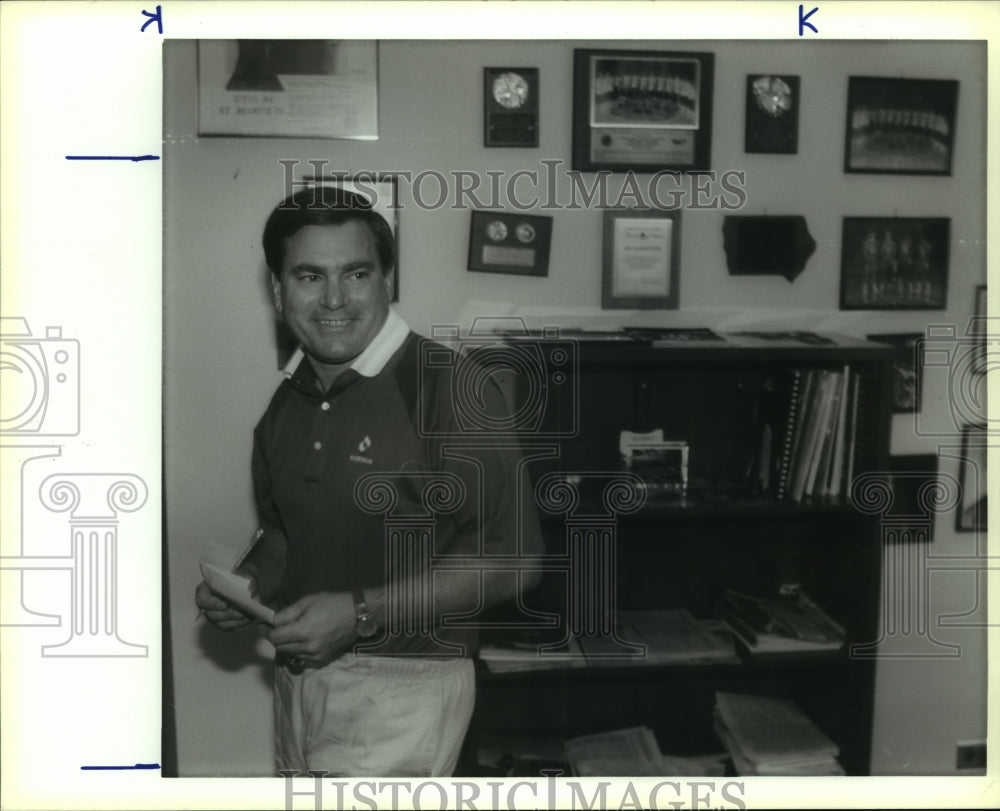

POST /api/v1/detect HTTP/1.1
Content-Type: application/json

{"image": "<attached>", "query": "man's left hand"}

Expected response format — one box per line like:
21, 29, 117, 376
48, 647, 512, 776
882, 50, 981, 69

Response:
262, 592, 357, 667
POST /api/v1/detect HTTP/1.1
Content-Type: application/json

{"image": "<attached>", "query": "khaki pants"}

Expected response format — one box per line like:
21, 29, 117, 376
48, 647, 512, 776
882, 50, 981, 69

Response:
274, 654, 475, 777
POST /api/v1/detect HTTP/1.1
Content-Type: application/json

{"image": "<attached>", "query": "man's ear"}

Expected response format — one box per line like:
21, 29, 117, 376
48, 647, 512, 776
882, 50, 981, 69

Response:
383, 269, 394, 300
270, 272, 283, 315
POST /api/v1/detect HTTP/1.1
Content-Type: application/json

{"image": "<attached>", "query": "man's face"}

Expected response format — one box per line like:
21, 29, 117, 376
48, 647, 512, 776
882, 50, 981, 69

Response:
272, 221, 392, 382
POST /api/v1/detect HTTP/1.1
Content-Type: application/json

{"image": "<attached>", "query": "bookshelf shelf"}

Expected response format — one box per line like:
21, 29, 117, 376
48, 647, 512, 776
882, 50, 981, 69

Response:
461, 334, 891, 777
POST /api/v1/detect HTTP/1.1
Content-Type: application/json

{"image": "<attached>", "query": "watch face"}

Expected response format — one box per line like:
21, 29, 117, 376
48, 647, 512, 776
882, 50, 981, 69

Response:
357, 614, 378, 638
486, 220, 508, 241
493, 71, 529, 110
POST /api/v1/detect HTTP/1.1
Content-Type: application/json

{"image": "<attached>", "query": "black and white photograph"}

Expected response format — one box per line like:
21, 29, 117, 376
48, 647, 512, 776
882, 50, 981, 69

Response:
840, 217, 950, 310
197, 39, 379, 138
844, 76, 959, 175
1, 7, 995, 810
744, 74, 800, 154
163, 36, 987, 793
866, 332, 923, 413
956, 424, 987, 532
572, 48, 715, 171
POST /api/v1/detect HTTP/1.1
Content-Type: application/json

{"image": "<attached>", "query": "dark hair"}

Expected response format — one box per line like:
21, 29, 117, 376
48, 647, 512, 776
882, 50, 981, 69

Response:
262, 186, 395, 275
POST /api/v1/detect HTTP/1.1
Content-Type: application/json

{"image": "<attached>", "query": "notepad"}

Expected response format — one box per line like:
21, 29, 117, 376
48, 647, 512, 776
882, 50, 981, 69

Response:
199, 561, 276, 624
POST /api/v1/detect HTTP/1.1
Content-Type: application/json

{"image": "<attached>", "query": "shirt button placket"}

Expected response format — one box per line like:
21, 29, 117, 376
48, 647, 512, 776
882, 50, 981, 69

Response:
304, 399, 333, 481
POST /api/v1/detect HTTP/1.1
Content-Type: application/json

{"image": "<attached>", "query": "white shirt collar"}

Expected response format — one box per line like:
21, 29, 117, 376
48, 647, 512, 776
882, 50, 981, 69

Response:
282, 307, 410, 380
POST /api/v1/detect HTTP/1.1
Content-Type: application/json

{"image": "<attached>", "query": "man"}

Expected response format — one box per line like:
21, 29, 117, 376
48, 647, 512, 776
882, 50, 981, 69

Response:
195, 185, 543, 776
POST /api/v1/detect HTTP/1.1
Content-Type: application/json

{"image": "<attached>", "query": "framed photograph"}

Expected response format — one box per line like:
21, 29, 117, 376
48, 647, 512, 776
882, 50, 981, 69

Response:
602, 208, 681, 310
620, 430, 689, 495
484, 67, 539, 147
957, 424, 987, 532
745, 75, 799, 154
887, 455, 940, 541
844, 76, 958, 175
467, 211, 552, 277
867, 333, 923, 413
572, 48, 714, 172
198, 40, 378, 138
840, 217, 949, 310
970, 285, 988, 375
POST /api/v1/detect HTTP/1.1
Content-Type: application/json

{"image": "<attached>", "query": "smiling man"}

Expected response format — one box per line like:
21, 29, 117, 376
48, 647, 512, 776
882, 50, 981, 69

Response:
195, 185, 542, 777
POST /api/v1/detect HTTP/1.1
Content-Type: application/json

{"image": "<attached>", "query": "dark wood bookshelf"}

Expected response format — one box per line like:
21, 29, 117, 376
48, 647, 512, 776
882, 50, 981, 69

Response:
460, 334, 892, 778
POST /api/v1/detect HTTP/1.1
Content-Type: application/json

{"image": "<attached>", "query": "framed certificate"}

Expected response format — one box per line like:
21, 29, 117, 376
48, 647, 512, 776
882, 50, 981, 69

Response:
573, 48, 714, 172
197, 40, 378, 139
602, 209, 681, 310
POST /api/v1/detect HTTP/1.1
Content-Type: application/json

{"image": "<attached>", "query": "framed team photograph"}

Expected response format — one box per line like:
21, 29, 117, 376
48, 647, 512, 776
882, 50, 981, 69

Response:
572, 48, 714, 172
956, 424, 987, 532
745, 74, 800, 154
602, 208, 681, 310
866, 333, 923, 413
844, 76, 958, 175
840, 217, 949, 310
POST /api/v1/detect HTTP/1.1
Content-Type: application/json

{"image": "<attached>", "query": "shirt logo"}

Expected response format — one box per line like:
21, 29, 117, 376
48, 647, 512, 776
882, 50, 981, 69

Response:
350, 435, 374, 465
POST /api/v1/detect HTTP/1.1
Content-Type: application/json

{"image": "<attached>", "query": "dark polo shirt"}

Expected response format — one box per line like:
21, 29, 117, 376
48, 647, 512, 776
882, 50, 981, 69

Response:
251, 315, 543, 656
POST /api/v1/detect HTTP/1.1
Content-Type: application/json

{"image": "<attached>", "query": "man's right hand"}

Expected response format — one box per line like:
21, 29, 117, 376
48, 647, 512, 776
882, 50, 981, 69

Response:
195, 580, 256, 631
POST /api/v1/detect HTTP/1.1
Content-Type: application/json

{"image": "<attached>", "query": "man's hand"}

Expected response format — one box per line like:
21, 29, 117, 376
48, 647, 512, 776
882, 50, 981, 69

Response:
195, 579, 257, 631
261, 592, 356, 668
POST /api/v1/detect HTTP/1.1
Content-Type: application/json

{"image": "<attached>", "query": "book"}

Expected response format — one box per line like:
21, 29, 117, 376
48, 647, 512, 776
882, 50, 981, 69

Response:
774, 369, 806, 502
716, 589, 844, 656
789, 370, 833, 502
714, 692, 842, 775
807, 369, 843, 498
577, 609, 739, 666
565, 726, 663, 776
827, 366, 852, 497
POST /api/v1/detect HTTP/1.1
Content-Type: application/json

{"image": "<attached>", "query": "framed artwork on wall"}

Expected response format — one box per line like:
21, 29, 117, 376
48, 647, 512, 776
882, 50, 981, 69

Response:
840, 217, 949, 310
197, 40, 379, 139
467, 211, 552, 277
887, 454, 941, 541
484, 67, 539, 147
745, 74, 799, 154
572, 48, 714, 172
602, 208, 681, 310
866, 333, 923, 413
844, 76, 958, 175
956, 424, 987, 532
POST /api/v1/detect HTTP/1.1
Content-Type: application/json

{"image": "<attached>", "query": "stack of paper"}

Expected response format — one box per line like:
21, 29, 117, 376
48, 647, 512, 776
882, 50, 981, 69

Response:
478, 635, 586, 674
565, 726, 727, 776
577, 609, 740, 665
713, 692, 844, 775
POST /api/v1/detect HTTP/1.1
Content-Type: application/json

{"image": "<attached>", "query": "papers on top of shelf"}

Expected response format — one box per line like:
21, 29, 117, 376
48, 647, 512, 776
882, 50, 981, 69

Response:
577, 608, 740, 665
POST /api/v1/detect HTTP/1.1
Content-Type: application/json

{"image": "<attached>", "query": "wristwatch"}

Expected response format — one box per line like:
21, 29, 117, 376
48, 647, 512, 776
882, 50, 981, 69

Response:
352, 589, 378, 639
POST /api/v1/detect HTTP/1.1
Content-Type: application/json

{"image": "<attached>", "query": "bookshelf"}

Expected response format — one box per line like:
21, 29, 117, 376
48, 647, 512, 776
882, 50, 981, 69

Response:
461, 333, 892, 777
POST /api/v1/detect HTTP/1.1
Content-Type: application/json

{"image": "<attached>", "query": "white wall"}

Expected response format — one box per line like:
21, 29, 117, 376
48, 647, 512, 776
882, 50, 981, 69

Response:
164, 39, 987, 776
